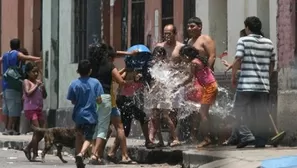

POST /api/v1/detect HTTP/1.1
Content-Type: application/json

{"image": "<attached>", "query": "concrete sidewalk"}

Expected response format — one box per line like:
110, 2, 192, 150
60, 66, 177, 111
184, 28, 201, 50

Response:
1, 134, 297, 168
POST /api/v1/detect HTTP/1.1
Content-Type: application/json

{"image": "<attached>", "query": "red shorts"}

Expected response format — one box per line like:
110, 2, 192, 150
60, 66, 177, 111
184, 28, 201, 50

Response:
24, 110, 44, 121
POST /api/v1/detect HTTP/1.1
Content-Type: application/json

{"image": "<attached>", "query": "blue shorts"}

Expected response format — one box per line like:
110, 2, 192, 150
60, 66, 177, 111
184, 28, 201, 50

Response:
3, 89, 22, 117
111, 107, 121, 117
76, 124, 96, 140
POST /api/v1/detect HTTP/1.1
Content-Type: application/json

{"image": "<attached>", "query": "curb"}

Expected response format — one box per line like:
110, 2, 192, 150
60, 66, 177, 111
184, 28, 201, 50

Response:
0, 139, 183, 164
0, 138, 221, 167
182, 150, 223, 168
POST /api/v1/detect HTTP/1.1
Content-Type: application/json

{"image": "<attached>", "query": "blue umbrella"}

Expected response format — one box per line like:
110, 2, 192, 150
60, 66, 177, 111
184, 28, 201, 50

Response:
261, 156, 297, 168
124, 44, 152, 70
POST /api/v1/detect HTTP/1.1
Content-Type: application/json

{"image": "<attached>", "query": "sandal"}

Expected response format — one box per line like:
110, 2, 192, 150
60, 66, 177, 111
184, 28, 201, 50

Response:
170, 140, 181, 147
106, 154, 117, 163
22, 148, 31, 161
88, 154, 105, 165
156, 142, 165, 147
145, 141, 156, 149
75, 153, 85, 168
222, 140, 230, 146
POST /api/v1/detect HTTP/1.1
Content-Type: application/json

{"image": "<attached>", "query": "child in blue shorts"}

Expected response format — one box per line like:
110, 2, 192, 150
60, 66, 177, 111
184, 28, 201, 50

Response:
67, 60, 104, 168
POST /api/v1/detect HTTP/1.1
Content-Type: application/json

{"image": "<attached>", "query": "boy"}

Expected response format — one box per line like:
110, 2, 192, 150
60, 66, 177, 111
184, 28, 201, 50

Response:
67, 60, 103, 168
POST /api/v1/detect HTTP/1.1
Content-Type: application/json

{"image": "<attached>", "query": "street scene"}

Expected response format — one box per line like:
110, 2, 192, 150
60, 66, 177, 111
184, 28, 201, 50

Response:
0, 0, 297, 168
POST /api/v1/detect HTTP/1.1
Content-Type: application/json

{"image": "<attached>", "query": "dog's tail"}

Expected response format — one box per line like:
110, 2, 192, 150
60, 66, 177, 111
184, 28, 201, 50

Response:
31, 125, 47, 133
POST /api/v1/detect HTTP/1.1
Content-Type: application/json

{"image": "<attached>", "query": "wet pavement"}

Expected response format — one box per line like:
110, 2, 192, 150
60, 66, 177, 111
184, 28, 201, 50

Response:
0, 148, 181, 168
2, 134, 297, 167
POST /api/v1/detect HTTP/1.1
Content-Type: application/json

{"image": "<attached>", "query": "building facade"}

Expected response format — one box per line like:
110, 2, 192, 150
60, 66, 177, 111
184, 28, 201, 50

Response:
0, 0, 42, 130
40, 0, 297, 144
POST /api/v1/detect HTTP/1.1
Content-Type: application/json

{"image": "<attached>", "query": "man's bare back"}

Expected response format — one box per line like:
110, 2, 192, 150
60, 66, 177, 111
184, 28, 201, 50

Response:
156, 41, 184, 64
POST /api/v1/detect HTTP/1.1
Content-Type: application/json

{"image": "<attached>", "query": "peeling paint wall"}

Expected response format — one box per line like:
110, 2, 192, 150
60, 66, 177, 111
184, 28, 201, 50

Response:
276, 0, 297, 146
277, 0, 295, 69
144, 0, 184, 48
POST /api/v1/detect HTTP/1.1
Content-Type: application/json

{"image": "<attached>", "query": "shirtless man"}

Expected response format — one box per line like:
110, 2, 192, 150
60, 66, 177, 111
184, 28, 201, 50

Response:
156, 24, 184, 65
185, 17, 217, 147
150, 24, 184, 146
187, 17, 216, 71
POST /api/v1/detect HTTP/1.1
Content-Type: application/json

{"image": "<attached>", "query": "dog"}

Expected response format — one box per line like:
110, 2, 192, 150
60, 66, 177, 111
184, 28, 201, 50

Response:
31, 126, 92, 163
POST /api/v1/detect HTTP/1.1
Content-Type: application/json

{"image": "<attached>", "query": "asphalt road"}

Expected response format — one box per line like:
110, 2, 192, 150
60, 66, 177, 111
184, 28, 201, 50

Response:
0, 148, 181, 168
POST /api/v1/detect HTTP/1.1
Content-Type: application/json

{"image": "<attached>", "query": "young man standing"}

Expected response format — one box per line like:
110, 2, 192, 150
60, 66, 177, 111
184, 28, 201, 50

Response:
231, 16, 275, 148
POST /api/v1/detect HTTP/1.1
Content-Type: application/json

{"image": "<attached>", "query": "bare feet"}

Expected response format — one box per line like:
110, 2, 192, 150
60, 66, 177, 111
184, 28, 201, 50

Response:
119, 156, 137, 164
196, 138, 212, 148
170, 140, 181, 147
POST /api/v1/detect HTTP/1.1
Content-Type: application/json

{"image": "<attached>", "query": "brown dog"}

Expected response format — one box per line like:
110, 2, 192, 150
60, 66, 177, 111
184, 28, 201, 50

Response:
31, 126, 92, 163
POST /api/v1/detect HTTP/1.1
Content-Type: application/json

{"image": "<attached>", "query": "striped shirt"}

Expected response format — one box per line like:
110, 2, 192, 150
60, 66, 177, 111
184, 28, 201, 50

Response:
235, 34, 276, 92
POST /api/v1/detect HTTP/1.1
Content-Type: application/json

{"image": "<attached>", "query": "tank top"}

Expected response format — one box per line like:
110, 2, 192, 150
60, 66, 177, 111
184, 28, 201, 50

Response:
23, 85, 43, 111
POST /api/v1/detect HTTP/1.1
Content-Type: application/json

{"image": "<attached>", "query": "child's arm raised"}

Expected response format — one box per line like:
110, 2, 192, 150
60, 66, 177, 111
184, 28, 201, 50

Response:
23, 79, 40, 96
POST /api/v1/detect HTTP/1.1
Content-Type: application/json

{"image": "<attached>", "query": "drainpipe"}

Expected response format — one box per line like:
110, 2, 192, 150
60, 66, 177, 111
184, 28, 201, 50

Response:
110, 0, 116, 46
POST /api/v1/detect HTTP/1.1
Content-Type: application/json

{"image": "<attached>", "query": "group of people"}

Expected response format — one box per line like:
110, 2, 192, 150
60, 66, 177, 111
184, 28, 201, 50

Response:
0, 15, 276, 168
1, 39, 43, 138
66, 16, 219, 167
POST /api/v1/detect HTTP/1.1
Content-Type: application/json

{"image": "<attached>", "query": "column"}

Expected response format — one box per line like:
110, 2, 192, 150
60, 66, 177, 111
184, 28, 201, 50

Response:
23, 0, 34, 53
257, 0, 270, 38
195, 0, 209, 35
227, 0, 245, 63
209, 0, 227, 71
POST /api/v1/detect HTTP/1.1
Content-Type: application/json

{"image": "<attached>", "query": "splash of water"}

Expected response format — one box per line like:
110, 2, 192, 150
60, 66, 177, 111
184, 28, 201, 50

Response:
143, 61, 233, 120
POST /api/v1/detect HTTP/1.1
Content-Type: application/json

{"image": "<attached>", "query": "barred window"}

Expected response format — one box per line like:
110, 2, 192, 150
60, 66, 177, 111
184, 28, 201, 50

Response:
161, 0, 174, 34
131, 0, 145, 46
73, 0, 87, 63
183, 0, 196, 41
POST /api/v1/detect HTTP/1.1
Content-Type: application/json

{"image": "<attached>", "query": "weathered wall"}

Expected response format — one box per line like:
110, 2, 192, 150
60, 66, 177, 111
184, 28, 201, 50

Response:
276, 0, 297, 145
144, 0, 184, 47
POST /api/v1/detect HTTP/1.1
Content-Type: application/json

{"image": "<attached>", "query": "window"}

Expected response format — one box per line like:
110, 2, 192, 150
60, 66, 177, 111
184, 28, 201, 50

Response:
121, 0, 128, 50
73, 0, 87, 63
131, 0, 145, 46
183, 0, 196, 42
162, 0, 174, 38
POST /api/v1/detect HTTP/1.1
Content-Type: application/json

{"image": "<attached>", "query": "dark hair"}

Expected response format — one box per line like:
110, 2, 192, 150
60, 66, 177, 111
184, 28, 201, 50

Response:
107, 45, 116, 59
24, 61, 38, 79
10, 38, 21, 50
179, 45, 208, 66
152, 46, 166, 59
77, 59, 91, 76
239, 29, 247, 37
244, 16, 262, 35
187, 17, 202, 26
18, 48, 29, 55
88, 42, 112, 77
164, 24, 177, 34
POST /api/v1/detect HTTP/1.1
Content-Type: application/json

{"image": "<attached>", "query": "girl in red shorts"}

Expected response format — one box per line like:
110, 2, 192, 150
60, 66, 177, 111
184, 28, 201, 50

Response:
22, 62, 47, 161
178, 45, 218, 148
